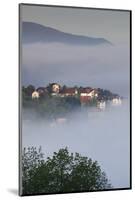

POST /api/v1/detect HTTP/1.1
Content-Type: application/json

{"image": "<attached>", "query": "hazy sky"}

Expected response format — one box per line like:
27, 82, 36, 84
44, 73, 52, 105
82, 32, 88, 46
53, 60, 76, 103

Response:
21, 4, 130, 97
21, 4, 130, 44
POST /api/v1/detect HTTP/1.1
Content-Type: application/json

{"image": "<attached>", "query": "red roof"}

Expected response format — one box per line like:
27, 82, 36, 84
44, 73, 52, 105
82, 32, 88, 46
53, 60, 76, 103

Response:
61, 88, 76, 94
80, 88, 93, 93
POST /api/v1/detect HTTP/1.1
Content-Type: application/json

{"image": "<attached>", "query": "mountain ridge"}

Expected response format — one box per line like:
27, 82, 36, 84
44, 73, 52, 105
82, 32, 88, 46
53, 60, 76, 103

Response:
22, 22, 112, 46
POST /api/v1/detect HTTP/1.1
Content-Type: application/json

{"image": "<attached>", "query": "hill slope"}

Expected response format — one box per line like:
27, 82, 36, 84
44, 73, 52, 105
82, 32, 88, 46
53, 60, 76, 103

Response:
22, 22, 112, 46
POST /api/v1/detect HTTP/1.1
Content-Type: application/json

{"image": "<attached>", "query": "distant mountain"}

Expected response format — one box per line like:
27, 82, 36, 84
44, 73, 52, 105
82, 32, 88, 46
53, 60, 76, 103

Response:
22, 22, 112, 46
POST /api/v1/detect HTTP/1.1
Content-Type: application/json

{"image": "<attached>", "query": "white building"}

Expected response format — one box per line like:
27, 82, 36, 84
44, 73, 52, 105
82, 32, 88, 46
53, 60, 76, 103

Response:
80, 89, 98, 98
51, 83, 60, 93
32, 91, 39, 99
112, 97, 122, 106
97, 101, 106, 110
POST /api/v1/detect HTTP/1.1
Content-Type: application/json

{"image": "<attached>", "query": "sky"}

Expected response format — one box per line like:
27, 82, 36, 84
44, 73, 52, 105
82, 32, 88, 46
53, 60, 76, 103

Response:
20, 4, 130, 97
21, 4, 130, 44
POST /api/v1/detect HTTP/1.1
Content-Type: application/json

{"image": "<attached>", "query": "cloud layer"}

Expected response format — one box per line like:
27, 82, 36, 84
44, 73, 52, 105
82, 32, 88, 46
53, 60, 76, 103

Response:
22, 42, 130, 97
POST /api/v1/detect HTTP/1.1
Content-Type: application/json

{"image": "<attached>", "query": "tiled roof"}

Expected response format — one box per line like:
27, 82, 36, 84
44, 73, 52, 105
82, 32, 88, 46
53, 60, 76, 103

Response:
61, 88, 76, 94
80, 88, 93, 93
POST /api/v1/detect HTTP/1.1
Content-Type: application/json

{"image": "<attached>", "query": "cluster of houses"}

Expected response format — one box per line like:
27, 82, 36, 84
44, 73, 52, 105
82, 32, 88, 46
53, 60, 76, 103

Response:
32, 83, 98, 100
31, 83, 122, 109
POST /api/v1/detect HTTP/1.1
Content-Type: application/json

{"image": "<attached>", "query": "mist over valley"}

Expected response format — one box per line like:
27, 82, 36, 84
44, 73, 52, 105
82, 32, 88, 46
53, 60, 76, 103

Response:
22, 99, 130, 188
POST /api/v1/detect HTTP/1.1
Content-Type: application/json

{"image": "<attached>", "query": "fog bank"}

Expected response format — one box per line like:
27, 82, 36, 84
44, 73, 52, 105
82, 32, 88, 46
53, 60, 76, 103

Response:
22, 100, 130, 188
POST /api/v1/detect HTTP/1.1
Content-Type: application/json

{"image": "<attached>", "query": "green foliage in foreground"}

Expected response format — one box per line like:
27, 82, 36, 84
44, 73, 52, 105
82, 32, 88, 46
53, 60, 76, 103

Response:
22, 147, 112, 195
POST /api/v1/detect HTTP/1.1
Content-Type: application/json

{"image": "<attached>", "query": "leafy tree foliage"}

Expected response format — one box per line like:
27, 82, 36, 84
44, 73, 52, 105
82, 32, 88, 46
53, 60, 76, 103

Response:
22, 147, 112, 195
22, 147, 44, 193
22, 92, 81, 119
24, 85, 35, 96
62, 85, 67, 91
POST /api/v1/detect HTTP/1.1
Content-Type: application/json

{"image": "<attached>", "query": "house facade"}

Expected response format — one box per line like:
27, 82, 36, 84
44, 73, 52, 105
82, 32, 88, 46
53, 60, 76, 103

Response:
97, 100, 106, 110
60, 88, 78, 97
32, 91, 40, 99
80, 88, 98, 104
51, 83, 61, 94
112, 97, 122, 106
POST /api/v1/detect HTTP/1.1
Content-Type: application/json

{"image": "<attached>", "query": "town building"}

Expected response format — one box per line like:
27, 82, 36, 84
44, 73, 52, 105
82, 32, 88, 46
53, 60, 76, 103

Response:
32, 91, 40, 99
60, 88, 78, 97
80, 88, 98, 104
51, 83, 61, 94
112, 97, 122, 106
97, 100, 106, 110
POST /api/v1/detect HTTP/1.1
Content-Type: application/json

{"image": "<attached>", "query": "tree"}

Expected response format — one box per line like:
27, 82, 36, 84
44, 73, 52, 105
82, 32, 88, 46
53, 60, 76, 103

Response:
46, 83, 52, 93
62, 85, 67, 91
22, 147, 112, 195
22, 146, 44, 194
25, 85, 35, 96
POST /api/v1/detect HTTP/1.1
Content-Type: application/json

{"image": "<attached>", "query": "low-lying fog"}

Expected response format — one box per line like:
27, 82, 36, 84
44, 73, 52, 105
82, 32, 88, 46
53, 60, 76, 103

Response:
22, 100, 130, 189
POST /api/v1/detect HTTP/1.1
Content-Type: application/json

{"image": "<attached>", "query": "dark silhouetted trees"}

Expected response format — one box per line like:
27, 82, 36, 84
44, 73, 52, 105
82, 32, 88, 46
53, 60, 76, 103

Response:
22, 147, 112, 195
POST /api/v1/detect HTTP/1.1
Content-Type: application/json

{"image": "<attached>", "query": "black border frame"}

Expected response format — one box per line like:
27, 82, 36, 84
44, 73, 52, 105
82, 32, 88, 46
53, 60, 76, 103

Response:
19, 3, 132, 196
